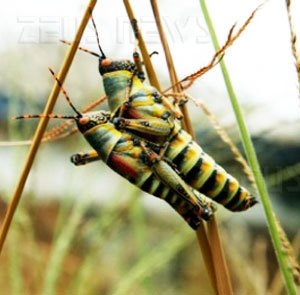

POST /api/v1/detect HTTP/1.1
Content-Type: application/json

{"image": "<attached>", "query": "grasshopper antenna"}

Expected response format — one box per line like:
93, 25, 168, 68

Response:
89, 9, 106, 59
14, 114, 76, 120
60, 40, 100, 58
48, 67, 82, 117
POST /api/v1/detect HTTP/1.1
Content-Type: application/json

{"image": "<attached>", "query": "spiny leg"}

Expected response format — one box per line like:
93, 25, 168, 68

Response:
112, 114, 176, 161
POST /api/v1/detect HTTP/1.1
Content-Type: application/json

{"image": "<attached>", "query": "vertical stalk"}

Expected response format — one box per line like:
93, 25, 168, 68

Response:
0, 0, 98, 256
199, 0, 297, 293
150, 1, 233, 293
150, 0, 193, 134
123, 0, 161, 91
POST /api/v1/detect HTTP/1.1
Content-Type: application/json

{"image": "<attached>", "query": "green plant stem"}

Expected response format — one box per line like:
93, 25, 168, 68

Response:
199, 0, 297, 293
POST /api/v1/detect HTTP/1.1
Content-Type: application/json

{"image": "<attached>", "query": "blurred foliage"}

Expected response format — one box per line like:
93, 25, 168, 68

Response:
1, 194, 298, 295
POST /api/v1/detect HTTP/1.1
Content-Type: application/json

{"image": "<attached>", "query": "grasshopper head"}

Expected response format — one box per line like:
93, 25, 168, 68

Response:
99, 58, 135, 75
76, 111, 111, 133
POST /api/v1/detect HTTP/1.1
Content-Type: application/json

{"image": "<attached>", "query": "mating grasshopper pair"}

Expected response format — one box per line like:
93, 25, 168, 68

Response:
17, 16, 257, 230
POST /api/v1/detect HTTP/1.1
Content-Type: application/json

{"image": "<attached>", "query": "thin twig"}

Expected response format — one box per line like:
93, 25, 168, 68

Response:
150, 0, 194, 135
163, 5, 261, 94
0, 0, 98, 256
123, 0, 161, 91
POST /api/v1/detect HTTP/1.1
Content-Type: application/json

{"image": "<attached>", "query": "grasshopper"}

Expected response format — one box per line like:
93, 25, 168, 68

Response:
69, 13, 257, 213
68, 46, 257, 213
98, 57, 257, 212
15, 15, 257, 216
16, 70, 216, 230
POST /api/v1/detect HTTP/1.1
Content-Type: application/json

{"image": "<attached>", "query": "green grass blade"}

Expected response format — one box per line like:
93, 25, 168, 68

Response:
42, 200, 87, 295
199, 0, 297, 293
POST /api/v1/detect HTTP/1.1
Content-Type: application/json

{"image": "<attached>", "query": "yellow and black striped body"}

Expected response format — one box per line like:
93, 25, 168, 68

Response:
79, 113, 214, 229
165, 124, 255, 211
100, 66, 257, 212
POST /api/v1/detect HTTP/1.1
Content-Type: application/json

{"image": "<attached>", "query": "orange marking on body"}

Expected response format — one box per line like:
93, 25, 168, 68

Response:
101, 58, 112, 67
125, 107, 143, 119
79, 117, 90, 125
110, 153, 138, 179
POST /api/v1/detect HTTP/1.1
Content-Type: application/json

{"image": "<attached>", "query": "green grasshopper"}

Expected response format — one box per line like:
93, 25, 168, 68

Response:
16, 70, 216, 230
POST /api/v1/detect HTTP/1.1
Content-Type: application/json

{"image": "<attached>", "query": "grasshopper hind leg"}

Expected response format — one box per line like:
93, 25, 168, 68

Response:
140, 143, 217, 224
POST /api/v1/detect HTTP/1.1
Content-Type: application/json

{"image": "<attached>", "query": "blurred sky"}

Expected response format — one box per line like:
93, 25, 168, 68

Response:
0, 0, 300, 133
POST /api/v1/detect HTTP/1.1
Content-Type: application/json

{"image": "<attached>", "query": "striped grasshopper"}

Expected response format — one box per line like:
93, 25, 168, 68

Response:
16, 70, 216, 230
72, 13, 257, 214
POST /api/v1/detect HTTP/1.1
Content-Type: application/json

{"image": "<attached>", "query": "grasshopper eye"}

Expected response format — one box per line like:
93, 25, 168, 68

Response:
79, 117, 90, 125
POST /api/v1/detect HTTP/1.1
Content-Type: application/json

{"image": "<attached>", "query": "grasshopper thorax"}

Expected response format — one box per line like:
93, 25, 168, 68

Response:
76, 111, 111, 133
99, 58, 135, 75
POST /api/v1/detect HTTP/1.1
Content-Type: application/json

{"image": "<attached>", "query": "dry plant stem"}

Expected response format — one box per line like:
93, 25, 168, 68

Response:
0, 0, 98, 256
149, 0, 193, 135
206, 218, 232, 294
161, 5, 260, 95
285, 0, 300, 98
150, 1, 234, 293
125, 0, 218, 291
195, 223, 216, 292
123, 0, 161, 91
199, 0, 297, 293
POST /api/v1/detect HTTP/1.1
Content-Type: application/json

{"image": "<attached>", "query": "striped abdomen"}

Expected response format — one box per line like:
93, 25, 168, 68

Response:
165, 126, 257, 211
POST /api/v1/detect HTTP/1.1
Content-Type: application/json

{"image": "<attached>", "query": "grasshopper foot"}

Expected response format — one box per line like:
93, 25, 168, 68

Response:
71, 153, 85, 166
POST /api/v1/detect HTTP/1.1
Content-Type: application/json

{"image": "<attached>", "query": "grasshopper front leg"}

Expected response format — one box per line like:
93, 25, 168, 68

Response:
112, 117, 181, 171
112, 115, 176, 163
71, 150, 101, 166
